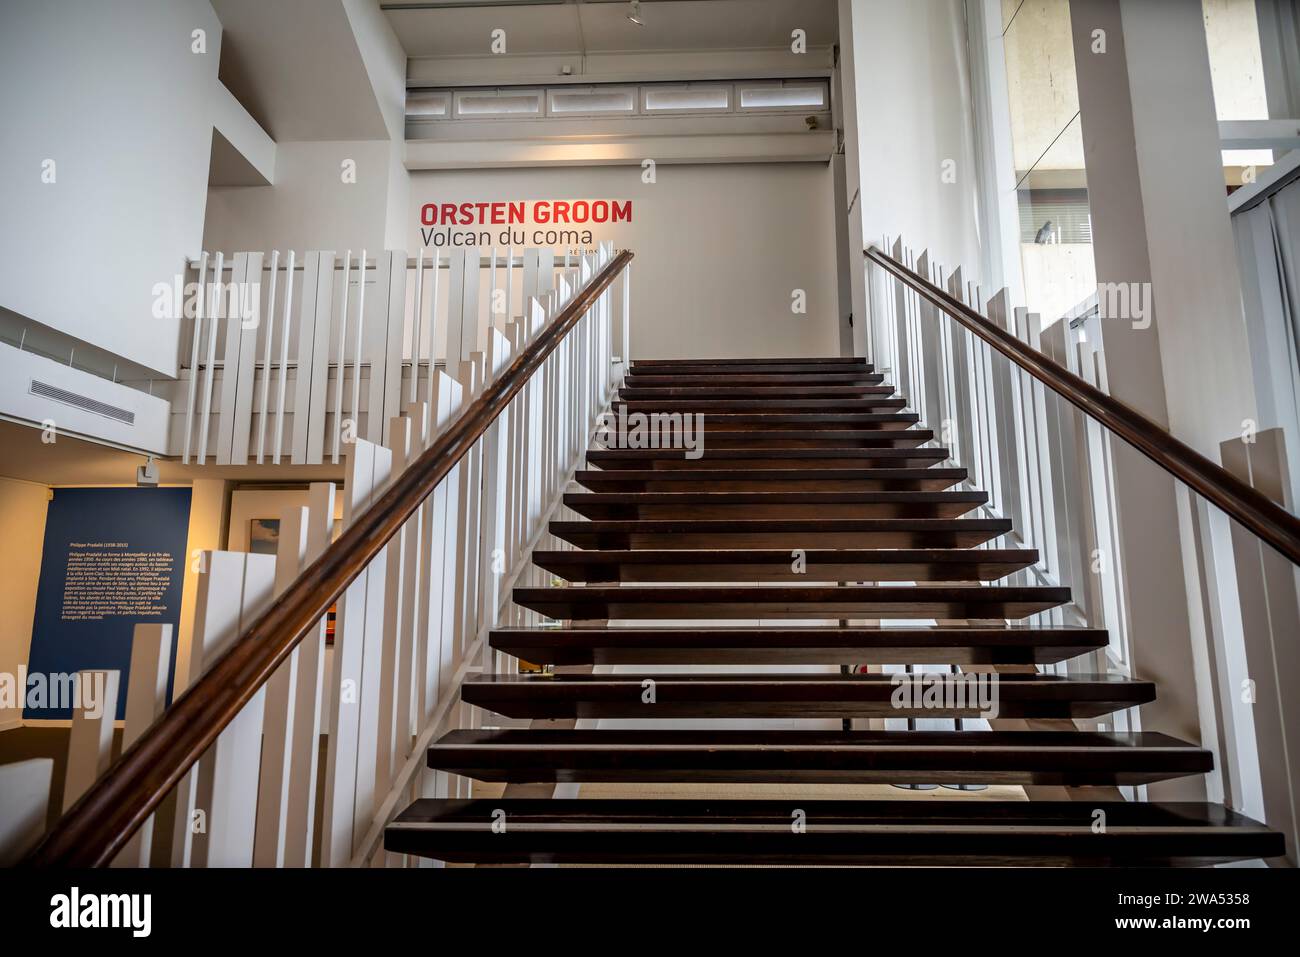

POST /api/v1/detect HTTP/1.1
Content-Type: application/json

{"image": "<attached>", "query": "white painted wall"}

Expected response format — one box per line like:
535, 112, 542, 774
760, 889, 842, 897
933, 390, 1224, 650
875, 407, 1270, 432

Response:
850, 0, 984, 279
204, 140, 407, 254
407, 163, 841, 359
0, 0, 224, 378
342, 0, 409, 142
203, 0, 410, 256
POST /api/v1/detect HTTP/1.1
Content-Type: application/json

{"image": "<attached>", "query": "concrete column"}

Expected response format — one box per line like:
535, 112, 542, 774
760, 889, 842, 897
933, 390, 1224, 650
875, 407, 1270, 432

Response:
1119, 0, 1257, 448
1256, 0, 1300, 118
1068, 0, 1267, 799
837, 0, 870, 359
831, 154, 859, 356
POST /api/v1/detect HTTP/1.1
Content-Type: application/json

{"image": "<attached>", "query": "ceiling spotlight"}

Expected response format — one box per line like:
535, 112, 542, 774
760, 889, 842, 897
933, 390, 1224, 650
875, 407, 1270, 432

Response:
627, 0, 644, 26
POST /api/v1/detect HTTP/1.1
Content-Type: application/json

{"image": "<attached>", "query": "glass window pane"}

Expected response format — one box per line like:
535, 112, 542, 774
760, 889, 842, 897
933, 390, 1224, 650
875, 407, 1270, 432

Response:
643, 87, 729, 112
738, 84, 826, 110
455, 91, 542, 116
999, 0, 1093, 326
548, 89, 636, 114
1203, 0, 1273, 184
1002, 0, 1082, 179
1002, 0, 1025, 31
407, 90, 449, 118
1203, 0, 1269, 121
1015, 114, 1095, 325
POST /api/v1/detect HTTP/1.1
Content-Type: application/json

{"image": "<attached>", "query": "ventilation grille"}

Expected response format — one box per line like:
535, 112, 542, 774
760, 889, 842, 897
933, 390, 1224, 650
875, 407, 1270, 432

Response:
30, 379, 135, 425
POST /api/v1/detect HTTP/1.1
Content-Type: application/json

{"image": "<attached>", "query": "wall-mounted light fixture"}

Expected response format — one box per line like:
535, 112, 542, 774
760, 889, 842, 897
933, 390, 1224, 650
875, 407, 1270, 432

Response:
136, 455, 159, 487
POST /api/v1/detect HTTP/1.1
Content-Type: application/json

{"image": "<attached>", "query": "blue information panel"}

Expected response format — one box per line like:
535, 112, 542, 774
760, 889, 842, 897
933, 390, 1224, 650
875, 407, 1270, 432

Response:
24, 487, 192, 720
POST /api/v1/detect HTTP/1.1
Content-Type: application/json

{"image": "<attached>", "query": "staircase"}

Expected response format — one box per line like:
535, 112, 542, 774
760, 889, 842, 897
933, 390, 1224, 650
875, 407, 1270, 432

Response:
385, 357, 1283, 867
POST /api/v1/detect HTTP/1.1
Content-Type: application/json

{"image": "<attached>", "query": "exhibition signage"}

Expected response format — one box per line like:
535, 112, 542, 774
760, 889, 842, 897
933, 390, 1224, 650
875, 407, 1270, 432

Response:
22, 487, 191, 720
417, 199, 633, 248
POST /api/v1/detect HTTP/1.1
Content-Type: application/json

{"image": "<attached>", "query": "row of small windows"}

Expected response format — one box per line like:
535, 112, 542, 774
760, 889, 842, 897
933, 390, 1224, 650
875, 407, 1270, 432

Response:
406, 80, 829, 120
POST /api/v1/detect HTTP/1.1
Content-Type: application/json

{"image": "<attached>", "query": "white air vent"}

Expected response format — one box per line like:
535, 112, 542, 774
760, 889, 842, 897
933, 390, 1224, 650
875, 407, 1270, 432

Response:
30, 379, 135, 425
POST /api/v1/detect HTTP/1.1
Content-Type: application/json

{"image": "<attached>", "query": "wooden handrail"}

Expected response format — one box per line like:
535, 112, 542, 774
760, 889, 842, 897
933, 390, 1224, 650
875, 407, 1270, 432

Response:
865, 245, 1300, 566
27, 250, 634, 868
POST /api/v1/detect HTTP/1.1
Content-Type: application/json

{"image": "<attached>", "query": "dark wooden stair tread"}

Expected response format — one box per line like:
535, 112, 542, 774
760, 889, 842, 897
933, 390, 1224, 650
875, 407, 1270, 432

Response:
384, 354, 1284, 866
631, 357, 872, 367
550, 517, 1012, 549
563, 490, 986, 520
489, 624, 1108, 664
460, 671, 1155, 718
585, 448, 952, 470
624, 373, 885, 385
513, 583, 1070, 619
626, 430, 936, 448
385, 799, 1283, 866
427, 728, 1212, 785
605, 411, 919, 427
532, 547, 1035, 582
573, 467, 969, 492
625, 366, 878, 378
619, 386, 897, 399
613, 397, 901, 410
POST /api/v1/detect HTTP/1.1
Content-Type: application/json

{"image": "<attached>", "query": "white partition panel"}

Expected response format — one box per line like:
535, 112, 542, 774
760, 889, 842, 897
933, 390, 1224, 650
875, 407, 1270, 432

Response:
271, 250, 297, 465
176, 551, 275, 867
320, 438, 391, 866
203, 555, 274, 867
196, 252, 224, 465
0, 759, 52, 866
225, 251, 264, 464
62, 670, 121, 813
447, 248, 482, 365
476, 329, 512, 642
350, 439, 393, 857
284, 482, 335, 866
374, 414, 412, 840
111, 624, 172, 867
253, 506, 310, 867
294, 251, 336, 464
375, 250, 409, 439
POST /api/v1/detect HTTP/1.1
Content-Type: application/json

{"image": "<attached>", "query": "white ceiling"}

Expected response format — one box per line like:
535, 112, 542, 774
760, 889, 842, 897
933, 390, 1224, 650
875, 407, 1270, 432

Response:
384, 0, 838, 58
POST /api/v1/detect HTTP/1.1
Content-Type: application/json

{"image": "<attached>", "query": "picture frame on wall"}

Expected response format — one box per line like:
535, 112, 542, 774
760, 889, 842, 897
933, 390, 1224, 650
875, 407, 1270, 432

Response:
248, 518, 337, 644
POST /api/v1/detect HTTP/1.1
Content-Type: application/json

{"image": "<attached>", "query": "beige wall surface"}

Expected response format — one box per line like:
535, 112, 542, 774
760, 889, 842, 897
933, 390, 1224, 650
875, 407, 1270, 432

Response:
0, 479, 50, 730
408, 162, 842, 360
203, 140, 410, 256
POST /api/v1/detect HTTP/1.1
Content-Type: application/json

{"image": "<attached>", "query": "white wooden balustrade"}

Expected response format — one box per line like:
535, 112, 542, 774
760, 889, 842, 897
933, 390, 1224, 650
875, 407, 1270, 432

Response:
870, 239, 1109, 650
865, 236, 1300, 777
5, 243, 625, 868
197, 241, 618, 868
173, 246, 628, 467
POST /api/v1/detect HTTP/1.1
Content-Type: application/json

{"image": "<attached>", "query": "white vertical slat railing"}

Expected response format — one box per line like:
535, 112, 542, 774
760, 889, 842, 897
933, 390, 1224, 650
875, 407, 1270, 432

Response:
865, 236, 1300, 714
176, 248, 612, 469
53, 242, 627, 869
867, 238, 1103, 623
